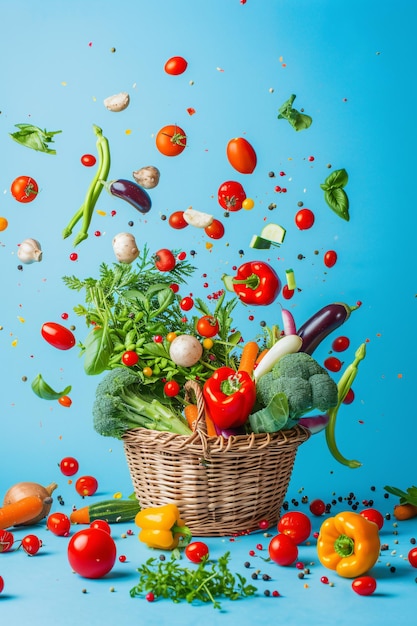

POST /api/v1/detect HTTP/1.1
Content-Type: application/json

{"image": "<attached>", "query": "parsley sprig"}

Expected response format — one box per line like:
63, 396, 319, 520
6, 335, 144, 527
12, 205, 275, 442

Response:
130, 551, 257, 609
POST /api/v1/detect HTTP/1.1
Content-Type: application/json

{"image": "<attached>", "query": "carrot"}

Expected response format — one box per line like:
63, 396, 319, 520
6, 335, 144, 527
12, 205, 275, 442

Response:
0, 495, 48, 529
255, 348, 269, 365
70, 506, 90, 525
238, 341, 259, 375
204, 405, 218, 437
393, 503, 417, 521
184, 404, 199, 431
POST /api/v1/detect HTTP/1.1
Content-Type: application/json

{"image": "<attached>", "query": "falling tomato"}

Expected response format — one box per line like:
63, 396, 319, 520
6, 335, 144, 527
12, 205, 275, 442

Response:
205, 219, 225, 239
10, 175, 39, 203
156, 125, 187, 157
75, 476, 98, 497
164, 56, 188, 75
295, 208, 315, 230
226, 137, 257, 174
324, 250, 338, 268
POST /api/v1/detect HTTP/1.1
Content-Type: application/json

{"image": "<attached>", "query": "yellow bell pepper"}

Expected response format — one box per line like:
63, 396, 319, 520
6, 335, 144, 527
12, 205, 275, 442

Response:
135, 503, 191, 550
317, 511, 380, 578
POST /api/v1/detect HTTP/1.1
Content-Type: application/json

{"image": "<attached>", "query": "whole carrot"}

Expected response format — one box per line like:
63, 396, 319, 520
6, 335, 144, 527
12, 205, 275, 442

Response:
238, 341, 259, 376
0, 495, 50, 529
384, 485, 417, 520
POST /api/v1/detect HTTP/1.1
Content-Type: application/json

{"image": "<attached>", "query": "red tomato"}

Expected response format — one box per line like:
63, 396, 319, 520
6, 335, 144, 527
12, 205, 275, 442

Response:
180, 296, 194, 311
90, 520, 111, 535
196, 315, 219, 338
217, 181, 246, 211
122, 350, 139, 367
169, 211, 189, 229
332, 336, 350, 352
47, 512, 71, 536
226, 137, 257, 174
408, 547, 417, 568
21, 534, 42, 555
0, 575, 4, 593
343, 388, 355, 404
324, 250, 337, 268
10, 175, 39, 203
75, 476, 98, 497
309, 499, 326, 516
360, 508, 384, 530
164, 380, 181, 397
295, 208, 315, 230
154, 248, 176, 271
268, 533, 298, 566
41, 322, 76, 350
67, 528, 116, 579
156, 125, 187, 157
205, 219, 225, 239
324, 356, 342, 372
60, 456, 79, 476
164, 56, 188, 75
282, 285, 295, 300
0, 529, 14, 553
277, 511, 312, 545
352, 576, 377, 596
58, 395, 72, 407
185, 541, 209, 563
80, 154, 96, 167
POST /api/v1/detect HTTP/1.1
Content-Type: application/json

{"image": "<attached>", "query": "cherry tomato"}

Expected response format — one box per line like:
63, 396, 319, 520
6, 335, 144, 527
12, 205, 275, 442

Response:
0, 575, 4, 593
58, 395, 72, 408
205, 219, 225, 239
352, 576, 377, 596
0, 217, 8, 232
75, 475, 98, 497
282, 285, 295, 300
277, 511, 312, 545
343, 388, 355, 404
226, 137, 257, 174
41, 322, 76, 350
324, 250, 337, 268
242, 198, 255, 210
81, 154, 96, 167
156, 125, 187, 157
180, 296, 194, 311
332, 336, 350, 352
324, 356, 342, 372
122, 350, 139, 367
143, 366, 153, 378
10, 175, 39, 203
47, 512, 71, 536
154, 248, 176, 271
268, 533, 298, 566
185, 541, 209, 563
164, 380, 181, 397
217, 181, 246, 211
0, 529, 14, 553
90, 520, 111, 535
408, 547, 417, 568
202, 337, 214, 350
295, 208, 315, 230
309, 499, 326, 516
67, 528, 116, 579
21, 534, 42, 555
169, 211, 188, 229
196, 315, 219, 338
60, 456, 79, 476
164, 56, 188, 75
360, 508, 384, 530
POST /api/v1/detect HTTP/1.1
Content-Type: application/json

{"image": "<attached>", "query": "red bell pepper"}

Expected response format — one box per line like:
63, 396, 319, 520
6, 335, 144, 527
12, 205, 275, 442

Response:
202, 366, 256, 429
231, 261, 281, 306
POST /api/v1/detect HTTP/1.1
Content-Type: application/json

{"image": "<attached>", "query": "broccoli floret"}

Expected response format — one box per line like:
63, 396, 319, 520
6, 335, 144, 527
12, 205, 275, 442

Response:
255, 352, 338, 420
92, 368, 192, 439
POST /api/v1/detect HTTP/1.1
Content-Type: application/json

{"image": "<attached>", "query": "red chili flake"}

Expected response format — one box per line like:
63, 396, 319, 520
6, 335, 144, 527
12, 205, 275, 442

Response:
274, 186, 282, 192
177, 251, 186, 261
126, 529, 134, 536
256, 543, 263, 551
186, 107, 196, 116
272, 590, 280, 597
94, 231, 101, 237
295, 562, 305, 570
321, 576, 329, 584
111, 210, 117, 217
203, 283, 209, 288
69, 253, 78, 261
279, 171, 286, 176
249, 550, 256, 556
281, 188, 287, 193
248, 315, 254, 321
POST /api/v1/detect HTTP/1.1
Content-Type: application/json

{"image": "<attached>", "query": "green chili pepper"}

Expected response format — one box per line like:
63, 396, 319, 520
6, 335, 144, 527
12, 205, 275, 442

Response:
325, 343, 366, 468
31, 373, 72, 400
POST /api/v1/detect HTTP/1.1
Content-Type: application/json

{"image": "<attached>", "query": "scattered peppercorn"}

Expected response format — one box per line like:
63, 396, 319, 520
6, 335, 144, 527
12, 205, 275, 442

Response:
264, 589, 271, 596
262, 574, 271, 581
244, 561, 251, 568
268, 171, 275, 177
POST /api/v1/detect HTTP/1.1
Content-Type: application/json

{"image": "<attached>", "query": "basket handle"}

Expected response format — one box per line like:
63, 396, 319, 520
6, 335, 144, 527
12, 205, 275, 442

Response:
184, 379, 208, 437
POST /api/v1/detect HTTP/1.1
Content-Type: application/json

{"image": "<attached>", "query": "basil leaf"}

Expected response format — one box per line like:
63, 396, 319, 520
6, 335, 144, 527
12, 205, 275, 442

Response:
278, 94, 312, 131
321, 168, 349, 191
324, 188, 350, 221
31, 374, 72, 400
83, 326, 113, 375
9, 123, 62, 155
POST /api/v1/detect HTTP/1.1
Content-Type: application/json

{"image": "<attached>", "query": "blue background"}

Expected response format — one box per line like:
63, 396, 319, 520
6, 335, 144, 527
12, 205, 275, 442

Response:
1, 1, 416, 624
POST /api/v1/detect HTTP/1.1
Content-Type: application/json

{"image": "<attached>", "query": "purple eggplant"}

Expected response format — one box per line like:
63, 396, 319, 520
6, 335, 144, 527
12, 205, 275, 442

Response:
298, 413, 329, 435
213, 422, 246, 438
104, 178, 152, 213
297, 302, 359, 355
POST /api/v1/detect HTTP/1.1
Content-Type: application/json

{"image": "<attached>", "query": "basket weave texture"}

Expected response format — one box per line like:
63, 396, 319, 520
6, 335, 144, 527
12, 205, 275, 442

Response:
123, 379, 310, 536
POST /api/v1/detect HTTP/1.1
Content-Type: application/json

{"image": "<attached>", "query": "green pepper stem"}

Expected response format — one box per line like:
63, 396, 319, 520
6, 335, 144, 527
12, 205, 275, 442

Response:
334, 534, 355, 557
232, 272, 260, 291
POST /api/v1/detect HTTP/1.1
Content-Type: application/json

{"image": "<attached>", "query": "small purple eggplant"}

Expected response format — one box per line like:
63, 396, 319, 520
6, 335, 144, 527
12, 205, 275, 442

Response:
103, 178, 152, 213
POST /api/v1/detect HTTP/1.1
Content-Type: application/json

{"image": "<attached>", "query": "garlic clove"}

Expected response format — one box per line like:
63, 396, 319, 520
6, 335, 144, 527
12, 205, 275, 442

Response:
103, 92, 130, 112
17, 238, 43, 264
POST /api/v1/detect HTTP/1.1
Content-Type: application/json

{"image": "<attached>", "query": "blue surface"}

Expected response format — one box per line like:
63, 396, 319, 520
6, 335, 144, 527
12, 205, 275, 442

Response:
1, 1, 416, 624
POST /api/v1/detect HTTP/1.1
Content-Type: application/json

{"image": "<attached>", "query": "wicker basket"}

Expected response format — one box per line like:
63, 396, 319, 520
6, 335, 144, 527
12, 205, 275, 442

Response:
123, 379, 310, 536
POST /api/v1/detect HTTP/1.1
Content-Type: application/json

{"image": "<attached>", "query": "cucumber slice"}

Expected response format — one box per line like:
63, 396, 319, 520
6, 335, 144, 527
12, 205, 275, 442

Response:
261, 223, 286, 245
221, 273, 235, 292
249, 235, 271, 249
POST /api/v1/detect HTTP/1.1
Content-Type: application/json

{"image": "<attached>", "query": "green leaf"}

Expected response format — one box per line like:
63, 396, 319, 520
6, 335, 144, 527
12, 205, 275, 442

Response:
150, 287, 175, 317
142, 342, 170, 358
83, 326, 113, 375
324, 188, 350, 221
249, 393, 290, 433
31, 374, 72, 400
321, 168, 349, 190
9, 123, 62, 155
277, 94, 312, 131
384, 485, 417, 506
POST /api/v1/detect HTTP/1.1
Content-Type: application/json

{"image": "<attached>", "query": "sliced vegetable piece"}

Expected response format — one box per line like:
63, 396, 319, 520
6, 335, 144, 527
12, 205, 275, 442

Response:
261, 223, 286, 245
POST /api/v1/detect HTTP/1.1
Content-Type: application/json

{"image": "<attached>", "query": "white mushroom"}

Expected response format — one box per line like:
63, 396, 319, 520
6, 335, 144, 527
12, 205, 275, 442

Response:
132, 166, 160, 189
169, 335, 203, 367
103, 92, 130, 112
112, 232, 139, 264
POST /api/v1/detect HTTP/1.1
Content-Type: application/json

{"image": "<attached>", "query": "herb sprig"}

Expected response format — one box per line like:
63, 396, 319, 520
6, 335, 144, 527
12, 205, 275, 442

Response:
9, 123, 62, 154
130, 551, 257, 609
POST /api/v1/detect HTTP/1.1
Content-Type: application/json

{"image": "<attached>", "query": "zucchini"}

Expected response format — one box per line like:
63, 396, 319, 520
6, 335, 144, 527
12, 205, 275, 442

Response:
70, 497, 141, 524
